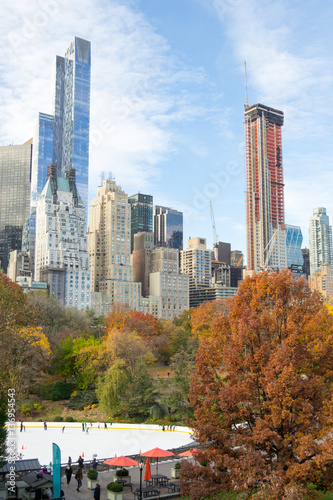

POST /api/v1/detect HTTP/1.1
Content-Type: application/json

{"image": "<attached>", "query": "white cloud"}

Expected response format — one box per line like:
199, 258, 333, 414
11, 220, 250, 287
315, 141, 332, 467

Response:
0, 0, 217, 202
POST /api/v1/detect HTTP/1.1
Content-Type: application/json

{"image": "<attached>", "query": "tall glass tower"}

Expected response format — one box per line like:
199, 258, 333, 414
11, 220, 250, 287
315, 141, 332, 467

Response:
31, 113, 54, 208
309, 207, 333, 276
52, 37, 91, 215
31, 37, 91, 216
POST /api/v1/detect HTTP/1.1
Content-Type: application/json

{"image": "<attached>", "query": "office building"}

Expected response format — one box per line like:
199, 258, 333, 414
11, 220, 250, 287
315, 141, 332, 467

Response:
245, 103, 286, 272
88, 179, 142, 313
34, 165, 91, 310
217, 242, 231, 265
149, 247, 189, 321
309, 265, 333, 302
180, 237, 212, 308
0, 141, 32, 272
309, 208, 333, 276
132, 232, 154, 297
129, 193, 153, 252
153, 206, 183, 250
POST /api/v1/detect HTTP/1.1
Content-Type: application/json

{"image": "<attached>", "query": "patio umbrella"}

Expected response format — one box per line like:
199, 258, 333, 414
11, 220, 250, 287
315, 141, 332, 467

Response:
103, 456, 138, 479
144, 458, 151, 482
178, 448, 200, 457
140, 447, 174, 475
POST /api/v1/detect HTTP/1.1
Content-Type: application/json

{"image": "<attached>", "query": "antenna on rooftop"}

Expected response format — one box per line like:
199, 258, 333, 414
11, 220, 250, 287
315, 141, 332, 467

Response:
244, 60, 249, 108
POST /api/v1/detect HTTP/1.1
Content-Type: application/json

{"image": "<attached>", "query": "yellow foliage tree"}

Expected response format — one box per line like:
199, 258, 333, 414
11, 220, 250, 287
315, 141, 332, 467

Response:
0, 326, 51, 392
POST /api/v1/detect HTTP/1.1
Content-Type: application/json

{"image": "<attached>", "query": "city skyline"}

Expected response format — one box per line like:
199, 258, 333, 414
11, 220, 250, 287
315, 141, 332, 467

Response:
1, 0, 333, 260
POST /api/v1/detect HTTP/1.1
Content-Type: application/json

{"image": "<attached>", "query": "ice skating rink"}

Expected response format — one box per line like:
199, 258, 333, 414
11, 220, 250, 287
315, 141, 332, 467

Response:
10, 422, 193, 465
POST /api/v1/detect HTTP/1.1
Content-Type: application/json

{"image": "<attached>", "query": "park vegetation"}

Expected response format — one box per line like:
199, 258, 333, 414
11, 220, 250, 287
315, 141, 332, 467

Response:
2, 270, 333, 498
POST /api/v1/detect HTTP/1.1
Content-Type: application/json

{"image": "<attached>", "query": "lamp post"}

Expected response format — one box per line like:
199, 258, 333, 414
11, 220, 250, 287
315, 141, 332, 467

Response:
139, 459, 144, 500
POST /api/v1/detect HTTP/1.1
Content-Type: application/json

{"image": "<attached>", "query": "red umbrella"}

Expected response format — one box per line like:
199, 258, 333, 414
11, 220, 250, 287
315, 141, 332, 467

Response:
178, 448, 199, 457
103, 456, 138, 479
144, 458, 151, 481
141, 447, 174, 475
103, 456, 138, 467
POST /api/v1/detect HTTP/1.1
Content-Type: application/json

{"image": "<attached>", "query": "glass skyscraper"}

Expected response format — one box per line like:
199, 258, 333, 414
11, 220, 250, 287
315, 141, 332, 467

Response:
52, 37, 91, 215
129, 193, 153, 251
309, 207, 333, 276
32, 37, 91, 216
153, 206, 183, 250
285, 224, 304, 277
31, 113, 54, 208
0, 141, 32, 271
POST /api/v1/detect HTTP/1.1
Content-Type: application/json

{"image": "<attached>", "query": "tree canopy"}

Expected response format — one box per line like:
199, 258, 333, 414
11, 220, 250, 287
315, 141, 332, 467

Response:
183, 270, 333, 500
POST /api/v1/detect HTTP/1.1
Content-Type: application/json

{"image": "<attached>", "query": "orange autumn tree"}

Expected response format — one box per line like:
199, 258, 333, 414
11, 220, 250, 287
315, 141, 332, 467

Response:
190, 298, 228, 338
183, 270, 333, 500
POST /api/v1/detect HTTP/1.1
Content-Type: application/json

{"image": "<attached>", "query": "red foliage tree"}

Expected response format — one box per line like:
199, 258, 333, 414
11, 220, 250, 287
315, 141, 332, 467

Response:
185, 271, 333, 499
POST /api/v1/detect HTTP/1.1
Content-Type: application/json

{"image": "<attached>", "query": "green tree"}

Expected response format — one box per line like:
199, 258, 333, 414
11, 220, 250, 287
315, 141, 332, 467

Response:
120, 360, 157, 419
160, 339, 198, 419
97, 359, 129, 414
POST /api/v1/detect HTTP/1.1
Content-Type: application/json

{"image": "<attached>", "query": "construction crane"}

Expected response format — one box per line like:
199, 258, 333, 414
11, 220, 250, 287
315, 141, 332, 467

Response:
244, 60, 249, 108
259, 229, 278, 270
236, 254, 243, 267
210, 201, 219, 259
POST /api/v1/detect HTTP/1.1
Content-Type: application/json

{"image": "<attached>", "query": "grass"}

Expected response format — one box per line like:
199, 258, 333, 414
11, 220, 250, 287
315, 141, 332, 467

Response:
16, 395, 108, 422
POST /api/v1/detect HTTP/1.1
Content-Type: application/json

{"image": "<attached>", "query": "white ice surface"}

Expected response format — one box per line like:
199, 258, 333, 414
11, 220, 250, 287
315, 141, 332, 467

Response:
8, 422, 194, 465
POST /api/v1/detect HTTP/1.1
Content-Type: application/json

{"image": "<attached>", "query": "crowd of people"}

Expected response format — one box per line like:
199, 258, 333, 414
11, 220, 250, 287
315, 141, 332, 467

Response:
64, 455, 100, 498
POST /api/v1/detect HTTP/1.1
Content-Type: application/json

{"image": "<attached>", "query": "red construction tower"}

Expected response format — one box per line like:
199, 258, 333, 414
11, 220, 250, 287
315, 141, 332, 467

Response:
245, 103, 285, 272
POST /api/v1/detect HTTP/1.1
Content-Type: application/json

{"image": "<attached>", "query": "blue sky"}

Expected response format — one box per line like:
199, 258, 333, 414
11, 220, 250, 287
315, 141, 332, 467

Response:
1, 0, 333, 260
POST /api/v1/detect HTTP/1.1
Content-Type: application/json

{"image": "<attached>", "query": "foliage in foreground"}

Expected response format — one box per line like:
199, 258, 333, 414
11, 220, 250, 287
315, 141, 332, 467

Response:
183, 271, 333, 500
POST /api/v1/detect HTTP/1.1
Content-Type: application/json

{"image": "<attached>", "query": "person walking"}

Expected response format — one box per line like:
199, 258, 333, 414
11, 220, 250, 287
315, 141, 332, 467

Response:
68, 456, 72, 467
93, 484, 100, 500
91, 458, 97, 471
62, 426, 65, 433
20, 422, 23, 432
65, 464, 73, 487
82, 423, 85, 432
78, 455, 84, 468
75, 467, 83, 492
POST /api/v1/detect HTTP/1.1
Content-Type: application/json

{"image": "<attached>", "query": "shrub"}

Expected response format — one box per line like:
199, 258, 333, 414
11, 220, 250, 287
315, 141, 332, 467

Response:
54, 416, 63, 422
65, 416, 75, 422
116, 468, 128, 477
174, 462, 181, 470
87, 470, 98, 480
20, 404, 31, 416
106, 482, 123, 492
34, 403, 43, 411
37, 382, 75, 401
67, 390, 98, 410
199, 460, 208, 467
